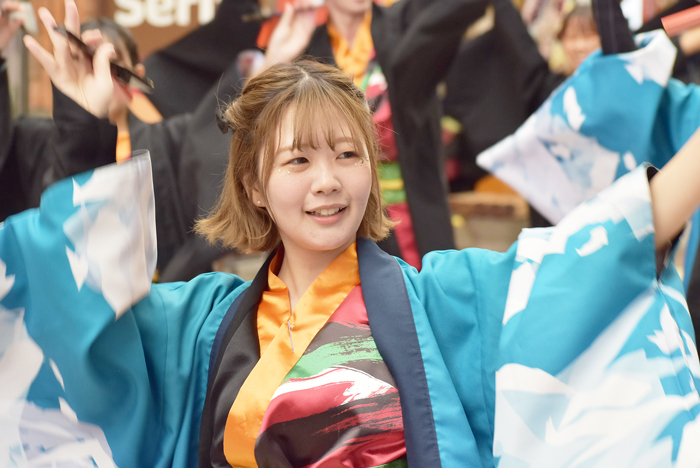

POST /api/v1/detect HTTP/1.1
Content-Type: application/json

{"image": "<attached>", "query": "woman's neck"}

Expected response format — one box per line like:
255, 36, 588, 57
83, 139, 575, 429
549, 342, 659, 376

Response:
277, 240, 353, 311
328, 6, 367, 46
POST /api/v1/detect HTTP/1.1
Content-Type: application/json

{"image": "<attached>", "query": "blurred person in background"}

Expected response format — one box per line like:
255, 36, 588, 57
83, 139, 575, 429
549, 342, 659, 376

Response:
556, 4, 601, 74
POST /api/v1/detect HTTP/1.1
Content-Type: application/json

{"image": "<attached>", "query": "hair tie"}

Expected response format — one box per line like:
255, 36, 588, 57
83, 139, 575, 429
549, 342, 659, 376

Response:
215, 107, 235, 135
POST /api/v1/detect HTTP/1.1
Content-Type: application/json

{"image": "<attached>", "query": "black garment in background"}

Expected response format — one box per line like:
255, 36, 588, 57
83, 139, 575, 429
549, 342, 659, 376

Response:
364, 0, 488, 256
593, 0, 637, 55
143, 0, 260, 118
0, 59, 116, 221
1, 58, 54, 220
442, 0, 565, 226
366, 0, 496, 255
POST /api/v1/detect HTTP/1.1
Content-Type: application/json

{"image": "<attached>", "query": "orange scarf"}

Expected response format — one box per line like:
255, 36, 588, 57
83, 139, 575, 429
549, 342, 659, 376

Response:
327, 12, 374, 87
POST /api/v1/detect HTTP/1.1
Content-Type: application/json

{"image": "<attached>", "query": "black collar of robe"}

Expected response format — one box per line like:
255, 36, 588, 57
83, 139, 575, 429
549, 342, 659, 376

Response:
199, 238, 442, 468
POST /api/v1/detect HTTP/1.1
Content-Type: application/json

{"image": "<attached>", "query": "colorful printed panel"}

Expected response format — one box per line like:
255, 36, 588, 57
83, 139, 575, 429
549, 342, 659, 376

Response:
255, 286, 407, 468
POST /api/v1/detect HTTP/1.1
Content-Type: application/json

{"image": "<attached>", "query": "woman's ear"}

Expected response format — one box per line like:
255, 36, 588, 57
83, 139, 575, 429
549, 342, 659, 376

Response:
243, 173, 266, 208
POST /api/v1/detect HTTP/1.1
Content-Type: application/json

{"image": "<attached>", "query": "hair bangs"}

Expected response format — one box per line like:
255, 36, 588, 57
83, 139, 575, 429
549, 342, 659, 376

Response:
288, 80, 368, 158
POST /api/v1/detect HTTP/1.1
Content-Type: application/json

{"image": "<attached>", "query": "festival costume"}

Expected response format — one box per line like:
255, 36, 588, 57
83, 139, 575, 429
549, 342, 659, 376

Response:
211, 246, 407, 467
1, 153, 698, 467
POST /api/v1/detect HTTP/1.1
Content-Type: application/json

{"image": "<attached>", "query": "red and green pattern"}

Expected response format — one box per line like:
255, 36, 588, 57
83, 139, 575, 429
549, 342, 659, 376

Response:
255, 285, 407, 468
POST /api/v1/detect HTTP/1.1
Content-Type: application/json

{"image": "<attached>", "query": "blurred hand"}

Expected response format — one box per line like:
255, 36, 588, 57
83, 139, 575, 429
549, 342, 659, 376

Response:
23, 0, 115, 117
0, 1, 24, 52
679, 25, 700, 58
263, 0, 317, 69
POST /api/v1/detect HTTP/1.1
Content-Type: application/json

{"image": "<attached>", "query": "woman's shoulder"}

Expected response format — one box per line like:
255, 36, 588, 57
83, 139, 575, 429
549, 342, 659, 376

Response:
150, 271, 251, 312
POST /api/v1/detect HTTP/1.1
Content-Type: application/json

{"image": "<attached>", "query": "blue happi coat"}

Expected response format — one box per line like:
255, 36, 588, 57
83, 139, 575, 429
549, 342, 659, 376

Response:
0, 155, 698, 467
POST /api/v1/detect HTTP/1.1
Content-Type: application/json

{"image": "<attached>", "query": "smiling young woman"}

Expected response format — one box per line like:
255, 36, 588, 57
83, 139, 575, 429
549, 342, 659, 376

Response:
195, 61, 393, 311
196, 60, 390, 255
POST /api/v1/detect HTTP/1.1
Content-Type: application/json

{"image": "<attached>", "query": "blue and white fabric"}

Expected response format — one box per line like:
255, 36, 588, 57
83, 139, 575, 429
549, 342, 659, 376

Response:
476, 31, 695, 224
491, 167, 700, 466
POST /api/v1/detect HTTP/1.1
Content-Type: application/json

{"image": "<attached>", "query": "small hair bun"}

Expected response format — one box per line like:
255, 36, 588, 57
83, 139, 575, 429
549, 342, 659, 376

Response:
215, 106, 234, 135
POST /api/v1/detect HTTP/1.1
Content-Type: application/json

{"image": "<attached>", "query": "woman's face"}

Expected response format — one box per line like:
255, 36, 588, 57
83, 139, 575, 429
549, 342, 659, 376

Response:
254, 109, 372, 259
560, 16, 601, 72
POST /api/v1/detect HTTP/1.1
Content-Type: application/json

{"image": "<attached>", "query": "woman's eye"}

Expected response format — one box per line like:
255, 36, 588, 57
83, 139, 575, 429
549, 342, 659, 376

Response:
288, 157, 309, 165
339, 151, 358, 159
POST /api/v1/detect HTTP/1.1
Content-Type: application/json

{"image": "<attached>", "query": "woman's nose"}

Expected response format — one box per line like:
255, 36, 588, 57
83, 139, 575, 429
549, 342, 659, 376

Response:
311, 162, 342, 194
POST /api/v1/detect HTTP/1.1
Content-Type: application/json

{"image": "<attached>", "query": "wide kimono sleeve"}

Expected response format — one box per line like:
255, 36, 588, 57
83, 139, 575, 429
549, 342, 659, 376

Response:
400, 238, 515, 467
0, 156, 247, 468
476, 30, 689, 225
403, 165, 700, 467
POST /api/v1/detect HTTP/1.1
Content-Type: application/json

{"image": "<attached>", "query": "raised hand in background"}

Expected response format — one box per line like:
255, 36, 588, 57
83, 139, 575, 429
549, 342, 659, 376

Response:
23, 0, 115, 117
260, 0, 318, 73
0, 1, 24, 52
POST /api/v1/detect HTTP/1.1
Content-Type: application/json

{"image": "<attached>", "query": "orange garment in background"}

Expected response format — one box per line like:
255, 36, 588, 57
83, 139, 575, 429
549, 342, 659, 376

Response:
327, 12, 374, 87
117, 92, 164, 163
116, 133, 132, 163
255, 0, 399, 50
224, 243, 361, 466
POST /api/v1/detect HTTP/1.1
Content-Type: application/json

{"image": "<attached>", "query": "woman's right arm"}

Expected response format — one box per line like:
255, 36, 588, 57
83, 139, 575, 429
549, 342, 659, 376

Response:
0, 152, 247, 467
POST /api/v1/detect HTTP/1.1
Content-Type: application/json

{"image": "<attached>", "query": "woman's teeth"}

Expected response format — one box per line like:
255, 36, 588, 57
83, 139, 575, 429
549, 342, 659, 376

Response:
311, 207, 343, 216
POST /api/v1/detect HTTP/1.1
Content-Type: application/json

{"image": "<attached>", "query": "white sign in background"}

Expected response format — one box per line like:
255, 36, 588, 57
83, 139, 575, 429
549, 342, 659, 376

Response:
114, 0, 222, 28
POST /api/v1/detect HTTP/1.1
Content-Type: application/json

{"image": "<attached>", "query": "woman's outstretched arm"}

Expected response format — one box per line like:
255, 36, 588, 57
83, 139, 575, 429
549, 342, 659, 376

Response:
651, 125, 700, 248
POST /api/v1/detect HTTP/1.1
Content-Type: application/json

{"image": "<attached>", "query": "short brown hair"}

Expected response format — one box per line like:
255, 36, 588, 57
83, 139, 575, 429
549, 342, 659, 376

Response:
195, 59, 393, 253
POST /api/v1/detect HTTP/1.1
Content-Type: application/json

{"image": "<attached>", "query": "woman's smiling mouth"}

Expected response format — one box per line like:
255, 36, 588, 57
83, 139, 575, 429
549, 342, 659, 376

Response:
306, 206, 347, 217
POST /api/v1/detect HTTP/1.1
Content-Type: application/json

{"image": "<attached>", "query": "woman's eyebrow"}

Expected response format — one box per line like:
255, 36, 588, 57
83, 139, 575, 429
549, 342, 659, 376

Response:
275, 138, 354, 155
